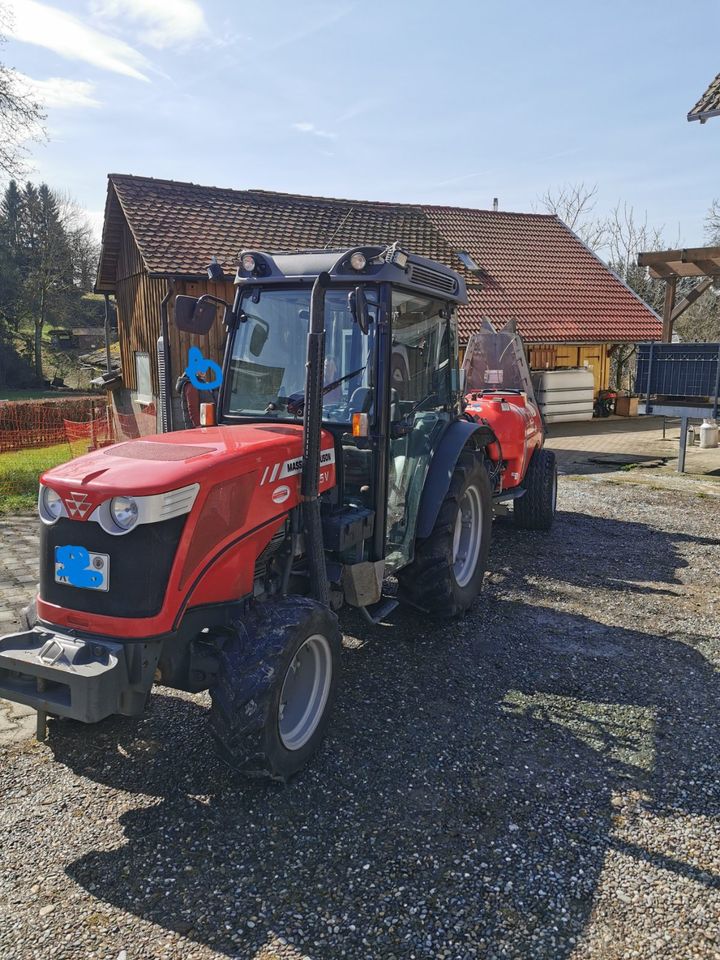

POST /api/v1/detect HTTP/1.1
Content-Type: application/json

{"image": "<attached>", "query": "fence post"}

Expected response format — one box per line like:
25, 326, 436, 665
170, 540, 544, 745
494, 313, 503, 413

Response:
90, 400, 96, 450
645, 341, 655, 414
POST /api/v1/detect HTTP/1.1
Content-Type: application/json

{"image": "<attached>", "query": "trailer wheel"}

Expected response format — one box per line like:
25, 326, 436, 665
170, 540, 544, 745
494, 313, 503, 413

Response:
513, 447, 557, 531
209, 596, 341, 781
398, 449, 492, 618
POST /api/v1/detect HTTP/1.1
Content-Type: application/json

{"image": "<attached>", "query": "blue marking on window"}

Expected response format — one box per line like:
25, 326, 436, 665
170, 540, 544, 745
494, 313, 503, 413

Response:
186, 346, 223, 391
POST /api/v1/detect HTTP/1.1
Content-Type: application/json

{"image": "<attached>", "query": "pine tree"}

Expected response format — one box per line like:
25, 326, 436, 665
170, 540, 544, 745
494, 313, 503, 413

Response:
0, 180, 94, 382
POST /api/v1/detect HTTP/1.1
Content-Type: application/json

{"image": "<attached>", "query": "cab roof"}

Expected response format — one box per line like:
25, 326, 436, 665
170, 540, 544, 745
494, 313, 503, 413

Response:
235, 245, 468, 305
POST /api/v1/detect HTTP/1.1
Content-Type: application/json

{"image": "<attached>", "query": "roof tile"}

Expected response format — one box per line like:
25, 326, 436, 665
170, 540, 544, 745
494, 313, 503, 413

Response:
99, 175, 661, 343
688, 72, 720, 122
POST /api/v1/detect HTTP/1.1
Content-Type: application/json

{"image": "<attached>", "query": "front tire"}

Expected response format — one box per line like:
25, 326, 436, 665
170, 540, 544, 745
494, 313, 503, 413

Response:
209, 596, 341, 780
398, 448, 492, 618
513, 447, 557, 531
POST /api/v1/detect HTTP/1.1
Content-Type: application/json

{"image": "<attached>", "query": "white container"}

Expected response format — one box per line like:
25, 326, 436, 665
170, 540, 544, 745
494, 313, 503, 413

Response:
531, 368, 595, 423
699, 419, 719, 449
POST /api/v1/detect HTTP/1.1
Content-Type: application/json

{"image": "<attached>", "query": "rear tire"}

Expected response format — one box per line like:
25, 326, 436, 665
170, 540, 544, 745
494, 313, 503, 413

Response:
398, 449, 492, 618
513, 447, 557, 531
209, 596, 341, 780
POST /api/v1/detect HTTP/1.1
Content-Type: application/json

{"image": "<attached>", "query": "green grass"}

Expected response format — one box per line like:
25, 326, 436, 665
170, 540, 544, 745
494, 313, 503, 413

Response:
0, 442, 73, 512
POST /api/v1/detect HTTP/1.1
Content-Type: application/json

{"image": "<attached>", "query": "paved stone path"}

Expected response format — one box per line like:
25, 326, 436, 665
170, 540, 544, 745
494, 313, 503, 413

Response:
545, 414, 720, 475
0, 516, 40, 743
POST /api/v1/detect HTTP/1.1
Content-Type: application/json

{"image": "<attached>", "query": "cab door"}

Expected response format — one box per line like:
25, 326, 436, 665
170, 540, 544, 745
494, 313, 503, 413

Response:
384, 290, 455, 571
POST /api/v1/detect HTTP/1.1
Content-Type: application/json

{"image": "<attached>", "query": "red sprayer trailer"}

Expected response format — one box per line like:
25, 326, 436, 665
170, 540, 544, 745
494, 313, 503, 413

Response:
0, 246, 556, 779
462, 318, 557, 529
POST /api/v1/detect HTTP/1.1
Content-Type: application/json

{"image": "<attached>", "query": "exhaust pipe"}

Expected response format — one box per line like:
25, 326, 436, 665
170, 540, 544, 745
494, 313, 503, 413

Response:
302, 272, 331, 607
159, 283, 174, 433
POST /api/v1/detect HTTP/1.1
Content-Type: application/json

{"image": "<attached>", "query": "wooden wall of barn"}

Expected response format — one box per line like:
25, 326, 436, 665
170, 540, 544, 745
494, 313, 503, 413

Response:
170, 279, 235, 387
114, 221, 234, 398
528, 343, 610, 394
115, 223, 166, 395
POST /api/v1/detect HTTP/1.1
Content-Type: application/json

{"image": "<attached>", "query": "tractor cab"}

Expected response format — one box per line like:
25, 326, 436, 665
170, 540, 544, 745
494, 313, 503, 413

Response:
176, 244, 469, 577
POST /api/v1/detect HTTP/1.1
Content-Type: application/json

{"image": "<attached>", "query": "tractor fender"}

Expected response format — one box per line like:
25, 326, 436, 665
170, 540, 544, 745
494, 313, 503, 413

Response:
416, 419, 495, 540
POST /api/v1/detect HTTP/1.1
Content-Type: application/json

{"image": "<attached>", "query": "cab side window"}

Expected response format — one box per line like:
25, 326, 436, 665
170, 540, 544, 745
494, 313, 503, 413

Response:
390, 291, 451, 411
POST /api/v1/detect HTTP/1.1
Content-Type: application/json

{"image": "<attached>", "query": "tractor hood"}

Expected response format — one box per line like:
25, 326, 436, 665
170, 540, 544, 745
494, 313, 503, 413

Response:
41, 423, 335, 501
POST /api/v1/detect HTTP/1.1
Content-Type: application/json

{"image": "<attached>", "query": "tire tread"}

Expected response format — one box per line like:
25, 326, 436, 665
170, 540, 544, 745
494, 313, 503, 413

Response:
513, 447, 557, 531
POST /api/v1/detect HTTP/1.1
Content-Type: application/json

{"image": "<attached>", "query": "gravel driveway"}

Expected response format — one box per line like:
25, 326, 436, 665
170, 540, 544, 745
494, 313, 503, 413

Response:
0, 475, 718, 960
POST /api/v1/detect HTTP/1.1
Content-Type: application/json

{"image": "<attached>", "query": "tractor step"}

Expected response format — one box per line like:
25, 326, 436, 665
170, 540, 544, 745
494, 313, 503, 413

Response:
360, 597, 399, 625
492, 487, 526, 502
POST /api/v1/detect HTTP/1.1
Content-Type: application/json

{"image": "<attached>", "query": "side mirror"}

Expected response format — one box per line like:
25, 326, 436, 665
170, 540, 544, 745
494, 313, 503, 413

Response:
349, 286, 370, 335
174, 295, 217, 334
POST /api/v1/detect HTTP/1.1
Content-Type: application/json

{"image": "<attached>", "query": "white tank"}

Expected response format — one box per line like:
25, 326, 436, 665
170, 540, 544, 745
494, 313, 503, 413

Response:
699, 419, 719, 449
531, 368, 595, 423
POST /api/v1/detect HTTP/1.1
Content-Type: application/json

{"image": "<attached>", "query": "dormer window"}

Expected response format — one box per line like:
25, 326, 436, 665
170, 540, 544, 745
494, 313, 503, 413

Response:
456, 251, 483, 275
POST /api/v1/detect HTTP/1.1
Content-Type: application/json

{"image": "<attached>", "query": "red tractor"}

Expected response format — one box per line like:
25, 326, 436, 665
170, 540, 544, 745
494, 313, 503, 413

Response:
0, 245, 556, 780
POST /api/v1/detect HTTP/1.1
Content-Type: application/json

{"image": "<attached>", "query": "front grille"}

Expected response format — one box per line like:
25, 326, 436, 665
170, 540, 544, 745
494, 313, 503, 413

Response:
410, 263, 458, 296
40, 516, 186, 619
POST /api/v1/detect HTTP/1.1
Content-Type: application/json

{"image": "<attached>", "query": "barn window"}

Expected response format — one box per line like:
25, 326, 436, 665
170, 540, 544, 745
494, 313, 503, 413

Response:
135, 351, 153, 404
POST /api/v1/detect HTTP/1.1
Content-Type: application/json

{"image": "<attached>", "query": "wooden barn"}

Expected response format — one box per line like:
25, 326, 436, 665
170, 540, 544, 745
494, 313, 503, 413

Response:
95, 174, 661, 433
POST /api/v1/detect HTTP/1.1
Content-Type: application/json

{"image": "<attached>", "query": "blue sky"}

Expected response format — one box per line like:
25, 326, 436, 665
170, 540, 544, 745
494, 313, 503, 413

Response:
4, 0, 720, 244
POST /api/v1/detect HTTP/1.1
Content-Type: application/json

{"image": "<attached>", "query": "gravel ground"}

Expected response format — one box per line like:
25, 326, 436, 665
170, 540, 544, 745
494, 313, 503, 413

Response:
0, 475, 719, 960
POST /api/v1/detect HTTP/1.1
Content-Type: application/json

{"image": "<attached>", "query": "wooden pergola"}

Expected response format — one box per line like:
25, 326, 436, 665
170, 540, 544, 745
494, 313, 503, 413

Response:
637, 245, 720, 342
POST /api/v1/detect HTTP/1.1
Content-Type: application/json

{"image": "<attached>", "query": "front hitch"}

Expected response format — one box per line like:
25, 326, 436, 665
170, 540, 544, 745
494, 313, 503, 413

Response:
0, 627, 161, 734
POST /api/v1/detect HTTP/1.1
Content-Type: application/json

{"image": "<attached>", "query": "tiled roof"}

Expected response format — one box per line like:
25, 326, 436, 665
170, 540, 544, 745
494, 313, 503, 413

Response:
98, 174, 661, 343
688, 72, 720, 122
423, 205, 662, 342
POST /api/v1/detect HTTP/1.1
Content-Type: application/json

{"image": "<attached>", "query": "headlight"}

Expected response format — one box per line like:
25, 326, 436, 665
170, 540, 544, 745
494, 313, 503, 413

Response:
39, 485, 62, 523
350, 251, 367, 271
110, 496, 138, 531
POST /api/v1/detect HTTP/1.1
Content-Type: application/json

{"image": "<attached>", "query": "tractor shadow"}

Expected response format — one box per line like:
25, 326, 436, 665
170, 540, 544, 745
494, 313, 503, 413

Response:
50, 512, 720, 960
492, 503, 720, 599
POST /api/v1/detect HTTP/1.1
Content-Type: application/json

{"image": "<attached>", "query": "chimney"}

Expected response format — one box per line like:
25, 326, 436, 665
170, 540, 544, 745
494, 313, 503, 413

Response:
492, 197, 499, 212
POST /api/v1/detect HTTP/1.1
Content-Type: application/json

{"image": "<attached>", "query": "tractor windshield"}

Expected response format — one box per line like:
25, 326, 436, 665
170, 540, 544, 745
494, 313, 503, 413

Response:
224, 286, 374, 424
462, 318, 535, 397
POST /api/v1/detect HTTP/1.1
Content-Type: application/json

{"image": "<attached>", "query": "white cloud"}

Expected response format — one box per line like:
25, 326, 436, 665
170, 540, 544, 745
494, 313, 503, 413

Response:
90, 0, 209, 49
7, 0, 150, 81
15, 73, 101, 109
292, 121, 337, 141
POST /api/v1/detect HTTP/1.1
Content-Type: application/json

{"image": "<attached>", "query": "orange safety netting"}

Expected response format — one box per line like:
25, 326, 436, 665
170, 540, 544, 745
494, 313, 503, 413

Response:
63, 416, 114, 454
0, 424, 67, 453
0, 398, 109, 454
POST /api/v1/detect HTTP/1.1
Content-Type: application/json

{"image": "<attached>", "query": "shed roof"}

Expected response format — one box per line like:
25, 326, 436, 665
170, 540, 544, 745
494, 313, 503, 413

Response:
97, 174, 661, 344
688, 72, 720, 123
638, 244, 720, 279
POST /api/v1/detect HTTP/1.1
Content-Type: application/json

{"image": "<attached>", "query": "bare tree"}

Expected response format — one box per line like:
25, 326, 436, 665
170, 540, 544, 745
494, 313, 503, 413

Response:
605, 203, 666, 311
705, 199, 720, 245
602, 203, 668, 389
55, 190, 100, 291
0, 4, 45, 178
539, 182, 607, 250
